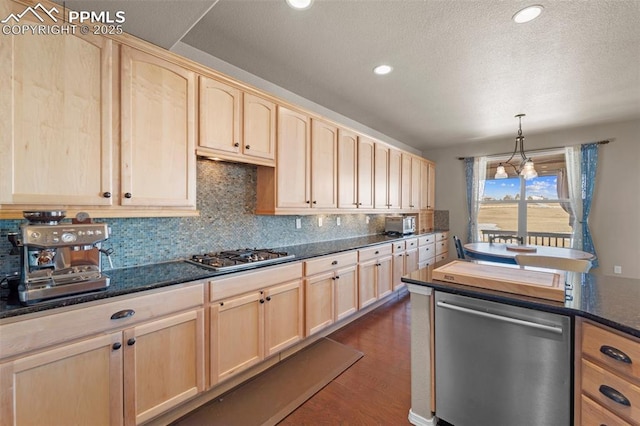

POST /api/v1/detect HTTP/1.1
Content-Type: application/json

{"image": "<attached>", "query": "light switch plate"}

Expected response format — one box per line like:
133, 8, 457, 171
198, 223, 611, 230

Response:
318, 217, 323, 227
295, 218, 301, 229
336, 217, 341, 226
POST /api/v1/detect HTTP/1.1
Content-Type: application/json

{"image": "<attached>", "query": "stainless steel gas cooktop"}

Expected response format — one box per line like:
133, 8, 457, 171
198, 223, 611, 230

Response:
186, 248, 295, 272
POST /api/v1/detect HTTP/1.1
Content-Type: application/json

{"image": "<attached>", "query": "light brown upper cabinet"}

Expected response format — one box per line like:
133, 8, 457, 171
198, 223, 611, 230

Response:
420, 160, 436, 210
374, 143, 401, 210
120, 46, 197, 208
198, 77, 275, 166
310, 119, 338, 209
337, 128, 359, 209
401, 154, 421, 211
0, 4, 113, 207
357, 137, 375, 209
256, 110, 339, 213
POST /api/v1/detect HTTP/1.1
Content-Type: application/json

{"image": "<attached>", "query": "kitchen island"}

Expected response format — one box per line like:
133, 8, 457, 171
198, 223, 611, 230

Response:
401, 263, 640, 426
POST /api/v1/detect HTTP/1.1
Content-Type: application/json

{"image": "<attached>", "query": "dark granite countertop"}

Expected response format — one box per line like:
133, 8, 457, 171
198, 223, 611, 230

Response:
0, 232, 433, 319
402, 265, 640, 339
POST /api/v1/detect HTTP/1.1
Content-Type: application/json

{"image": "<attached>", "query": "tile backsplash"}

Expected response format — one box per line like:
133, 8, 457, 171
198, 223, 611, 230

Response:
0, 160, 386, 275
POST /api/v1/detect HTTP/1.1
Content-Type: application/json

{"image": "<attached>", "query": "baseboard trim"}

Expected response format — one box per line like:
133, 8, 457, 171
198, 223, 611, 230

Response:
408, 409, 437, 426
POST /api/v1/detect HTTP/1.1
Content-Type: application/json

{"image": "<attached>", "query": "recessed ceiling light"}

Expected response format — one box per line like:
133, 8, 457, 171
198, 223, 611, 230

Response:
285, 0, 313, 10
513, 5, 544, 23
373, 65, 393, 75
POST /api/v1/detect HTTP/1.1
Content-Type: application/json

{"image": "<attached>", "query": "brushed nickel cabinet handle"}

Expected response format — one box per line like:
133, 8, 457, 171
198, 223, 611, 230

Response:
598, 385, 631, 407
600, 345, 633, 364
110, 309, 135, 320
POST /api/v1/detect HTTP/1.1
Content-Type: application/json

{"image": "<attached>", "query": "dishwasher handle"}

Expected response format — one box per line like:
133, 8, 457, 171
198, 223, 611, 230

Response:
436, 301, 564, 335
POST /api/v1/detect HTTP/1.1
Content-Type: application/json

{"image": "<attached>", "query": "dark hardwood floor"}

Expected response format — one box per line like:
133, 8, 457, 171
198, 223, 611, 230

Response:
279, 290, 412, 425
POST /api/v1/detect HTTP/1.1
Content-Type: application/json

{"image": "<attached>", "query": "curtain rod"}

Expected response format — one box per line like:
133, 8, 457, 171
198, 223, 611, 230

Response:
457, 139, 611, 160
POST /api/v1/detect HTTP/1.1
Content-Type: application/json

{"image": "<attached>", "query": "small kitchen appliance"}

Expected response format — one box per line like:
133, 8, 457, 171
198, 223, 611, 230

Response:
187, 248, 295, 272
18, 212, 111, 304
385, 216, 416, 235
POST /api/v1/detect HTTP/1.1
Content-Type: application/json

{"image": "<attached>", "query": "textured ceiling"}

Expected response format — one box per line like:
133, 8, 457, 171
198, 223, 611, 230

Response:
57, 1, 640, 151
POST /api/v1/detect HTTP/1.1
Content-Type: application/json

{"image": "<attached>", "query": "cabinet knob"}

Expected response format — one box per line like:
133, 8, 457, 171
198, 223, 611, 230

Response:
220, 302, 224, 306
358, 203, 362, 206
335, 275, 340, 280
245, 145, 250, 149
375, 251, 379, 255
331, 260, 338, 265
103, 192, 112, 198
234, 142, 240, 147
312, 201, 317, 204
260, 299, 265, 304
112, 342, 122, 350
306, 200, 310, 204
111, 309, 135, 320
331, 277, 336, 281
266, 296, 271, 301
127, 338, 136, 346
124, 192, 132, 199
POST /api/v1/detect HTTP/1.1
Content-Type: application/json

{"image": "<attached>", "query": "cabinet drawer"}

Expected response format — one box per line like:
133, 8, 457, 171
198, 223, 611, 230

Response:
435, 240, 448, 255
419, 243, 436, 263
304, 251, 358, 276
210, 262, 302, 301
392, 241, 405, 253
418, 234, 435, 246
0, 283, 204, 360
436, 231, 448, 242
582, 321, 640, 381
582, 358, 640, 422
405, 238, 418, 250
581, 394, 631, 426
358, 243, 392, 262
435, 253, 448, 263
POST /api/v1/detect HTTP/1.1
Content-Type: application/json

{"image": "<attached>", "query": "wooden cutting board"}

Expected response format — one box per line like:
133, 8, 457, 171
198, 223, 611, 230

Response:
432, 260, 565, 302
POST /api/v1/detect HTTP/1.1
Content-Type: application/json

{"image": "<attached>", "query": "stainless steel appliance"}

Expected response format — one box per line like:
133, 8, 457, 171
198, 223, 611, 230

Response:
19, 217, 110, 304
187, 248, 295, 272
385, 215, 415, 235
434, 292, 571, 426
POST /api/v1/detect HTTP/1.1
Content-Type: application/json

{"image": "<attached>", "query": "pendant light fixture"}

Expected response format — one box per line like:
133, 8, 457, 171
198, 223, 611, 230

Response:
495, 114, 538, 180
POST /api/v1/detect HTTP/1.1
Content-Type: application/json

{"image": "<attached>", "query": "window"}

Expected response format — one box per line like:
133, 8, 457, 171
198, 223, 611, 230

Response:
476, 150, 573, 247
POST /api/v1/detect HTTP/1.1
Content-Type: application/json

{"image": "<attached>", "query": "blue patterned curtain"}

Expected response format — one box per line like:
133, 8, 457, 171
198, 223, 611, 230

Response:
464, 157, 474, 242
581, 143, 599, 267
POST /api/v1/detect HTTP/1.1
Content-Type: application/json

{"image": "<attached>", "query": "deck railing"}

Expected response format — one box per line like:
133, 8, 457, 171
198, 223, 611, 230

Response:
480, 230, 573, 248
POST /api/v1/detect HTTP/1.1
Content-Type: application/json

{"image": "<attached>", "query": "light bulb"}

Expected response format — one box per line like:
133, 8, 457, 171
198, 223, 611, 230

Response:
495, 164, 508, 179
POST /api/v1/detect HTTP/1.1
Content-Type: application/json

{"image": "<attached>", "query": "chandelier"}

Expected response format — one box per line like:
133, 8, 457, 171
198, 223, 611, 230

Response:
495, 114, 538, 180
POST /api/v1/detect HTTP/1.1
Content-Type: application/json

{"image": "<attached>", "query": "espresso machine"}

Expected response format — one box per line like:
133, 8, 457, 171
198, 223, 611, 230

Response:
18, 211, 111, 304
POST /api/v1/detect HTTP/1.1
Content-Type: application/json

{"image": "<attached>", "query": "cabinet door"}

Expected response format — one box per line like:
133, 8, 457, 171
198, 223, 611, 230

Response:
264, 280, 303, 356
377, 255, 393, 298
311, 119, 338, 208
357, 137, 375, 209
374, 143, 389, 209
120, 46, 196, 208
392, 251, 406, 290
210, 292, 263, 384
124, 310, 205, 425
411, 156, 422, 210
243, 93, 276, 162
358, 259, 378, 309
334, 265, 358, 321
277, 106, 311, 208
337, 128, 358, 209
400, 248, 419, 290
0, 9, 113, 206
388, 148, 402, 209
401, 154, 412, 210
0, 333, 123, 426
420, 160, 435, 210
199, 76, 241, 154
305, 272, 335, 336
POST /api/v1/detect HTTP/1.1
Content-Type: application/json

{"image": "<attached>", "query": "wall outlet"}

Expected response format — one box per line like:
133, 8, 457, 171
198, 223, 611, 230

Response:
614, 265, 622, 274
295, 218, 301, 229
336, 216, 341, 226
365, 216, 370, 224
318, 217, 323, 227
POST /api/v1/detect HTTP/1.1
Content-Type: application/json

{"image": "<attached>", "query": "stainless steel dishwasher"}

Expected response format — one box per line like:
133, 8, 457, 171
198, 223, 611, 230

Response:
434, 291, 571, 426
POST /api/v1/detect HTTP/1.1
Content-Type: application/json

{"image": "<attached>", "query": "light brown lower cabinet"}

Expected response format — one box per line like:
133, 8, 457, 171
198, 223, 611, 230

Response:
358, 244, 393, 309
576, 318, 640, 426
0, 290, 206, 426
210, 279, 303, 385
